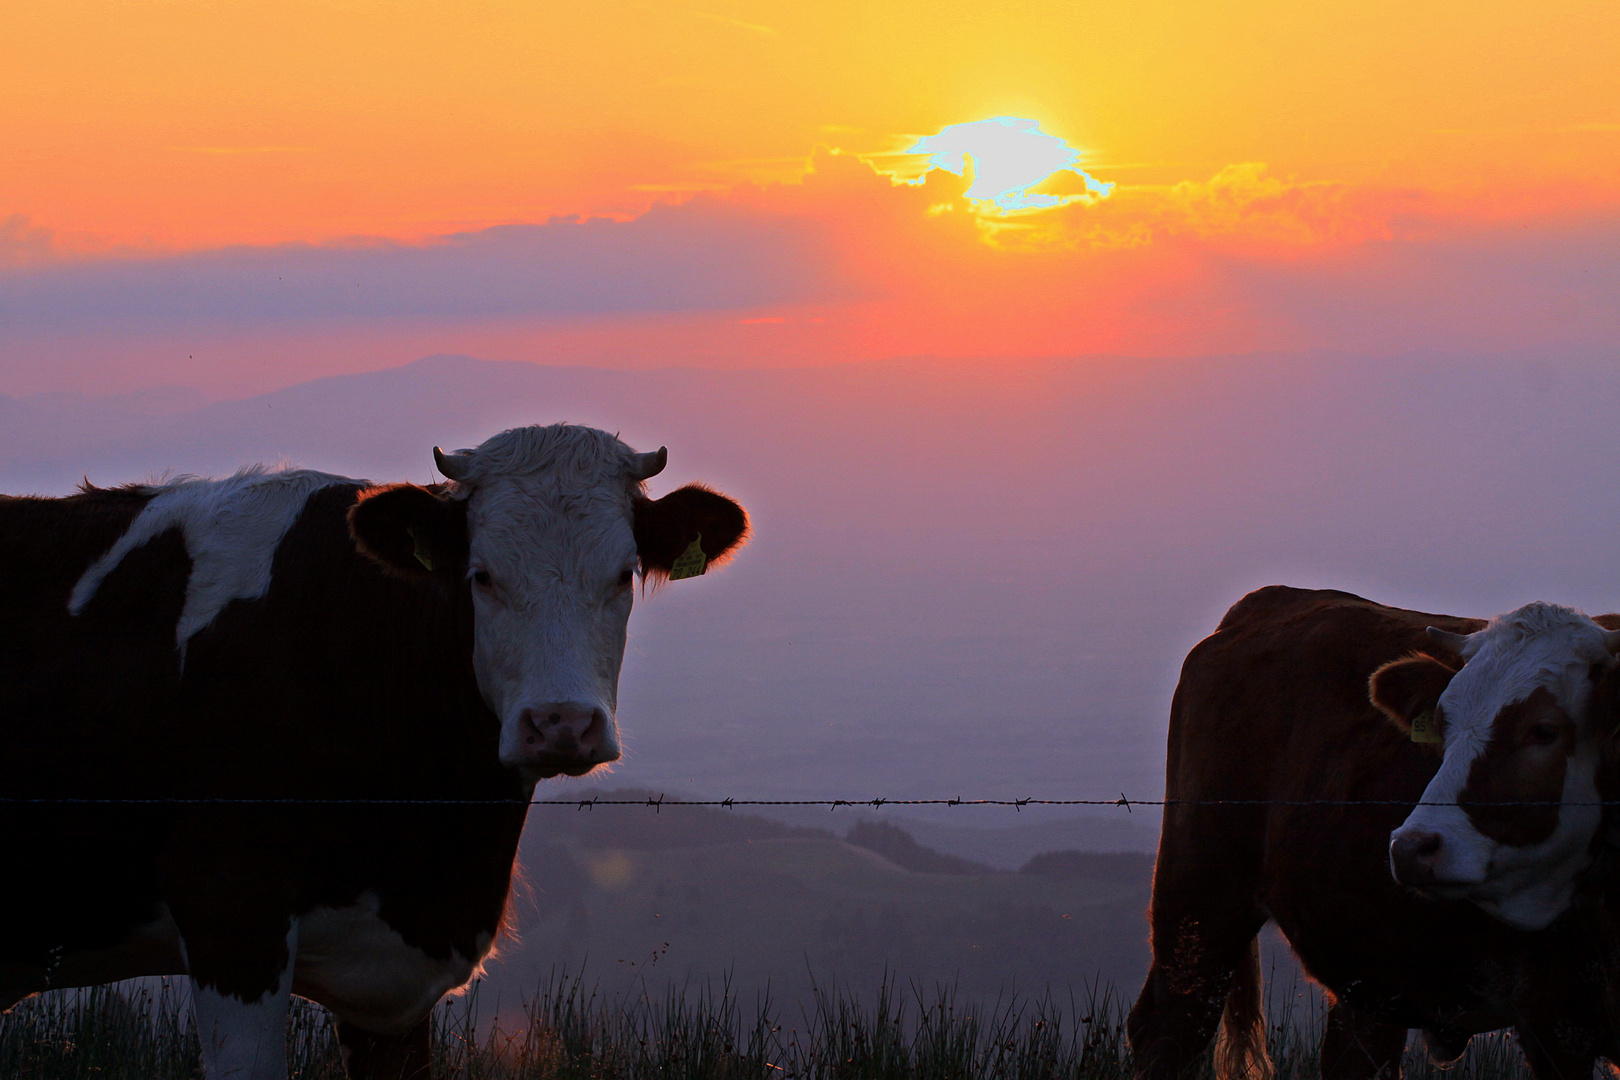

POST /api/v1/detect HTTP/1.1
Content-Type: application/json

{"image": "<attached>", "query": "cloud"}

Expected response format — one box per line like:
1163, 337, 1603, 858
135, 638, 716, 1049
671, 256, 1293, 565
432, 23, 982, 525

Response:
0, 215, 55, 269
0, 198, 847, 334
1, 149, 1616, 399
690, 11, 779, 35
169, 146, 320, 155
937, 163, 1425, 253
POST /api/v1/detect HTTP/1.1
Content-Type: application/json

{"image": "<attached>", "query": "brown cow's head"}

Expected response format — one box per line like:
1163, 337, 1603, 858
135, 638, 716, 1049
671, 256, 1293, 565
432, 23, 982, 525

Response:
350, 424, 748, 783
1371, 602, 1620, 930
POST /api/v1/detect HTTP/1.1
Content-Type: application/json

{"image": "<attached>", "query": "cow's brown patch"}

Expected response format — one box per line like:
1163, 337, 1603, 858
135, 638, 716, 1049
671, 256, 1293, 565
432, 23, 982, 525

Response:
1459, 686, 1573, 848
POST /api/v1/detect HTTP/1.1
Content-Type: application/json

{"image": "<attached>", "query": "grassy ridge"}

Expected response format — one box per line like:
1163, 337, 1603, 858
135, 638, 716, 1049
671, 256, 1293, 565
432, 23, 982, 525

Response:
1, 974, 1533, 1080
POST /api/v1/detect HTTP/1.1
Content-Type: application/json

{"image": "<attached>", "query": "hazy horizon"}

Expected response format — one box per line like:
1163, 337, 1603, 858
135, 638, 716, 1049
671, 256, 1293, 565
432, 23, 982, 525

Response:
7, 348, 1618, 814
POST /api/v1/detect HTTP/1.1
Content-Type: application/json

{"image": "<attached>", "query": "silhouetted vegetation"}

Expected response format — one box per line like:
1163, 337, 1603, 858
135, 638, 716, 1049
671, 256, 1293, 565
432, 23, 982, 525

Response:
0, 971, 1538, 1080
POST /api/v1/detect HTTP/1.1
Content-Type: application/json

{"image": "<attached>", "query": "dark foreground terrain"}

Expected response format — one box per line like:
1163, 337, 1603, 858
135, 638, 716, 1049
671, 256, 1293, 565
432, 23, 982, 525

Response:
0, 797, 1538, 1079
1, 971, 1533, 1080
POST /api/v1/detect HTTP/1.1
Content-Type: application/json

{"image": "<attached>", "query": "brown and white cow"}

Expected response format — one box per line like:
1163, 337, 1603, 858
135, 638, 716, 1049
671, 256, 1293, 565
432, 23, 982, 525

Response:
1375, 603, 1620, 929
0, 424, 748, 1080
1128, 586, 1620, 1080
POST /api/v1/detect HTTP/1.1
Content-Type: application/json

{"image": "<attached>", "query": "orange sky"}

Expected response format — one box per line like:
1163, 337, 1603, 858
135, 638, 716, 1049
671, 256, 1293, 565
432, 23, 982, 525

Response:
2, 0, 1617, 397
5, 0, 1617, 248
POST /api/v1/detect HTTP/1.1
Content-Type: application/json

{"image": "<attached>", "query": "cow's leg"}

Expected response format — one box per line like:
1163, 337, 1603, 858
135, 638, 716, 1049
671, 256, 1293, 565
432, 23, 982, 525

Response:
165, 837, 302, 1080
337, 1016, 433, 1080
181, 916, 299, 1080
1319, 1001, 1405, 1080
1128, 809, 1269, 1080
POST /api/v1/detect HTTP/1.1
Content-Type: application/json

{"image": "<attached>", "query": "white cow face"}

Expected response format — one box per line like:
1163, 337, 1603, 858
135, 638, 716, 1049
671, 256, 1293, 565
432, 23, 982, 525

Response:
1372, 603, 1620, 930
350, 424, 749, 782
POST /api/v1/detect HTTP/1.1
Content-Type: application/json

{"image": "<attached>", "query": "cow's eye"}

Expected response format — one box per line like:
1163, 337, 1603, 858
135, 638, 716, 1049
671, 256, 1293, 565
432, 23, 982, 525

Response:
617, 569, 635, 588
472, 569, 493, 589
1526, 721, 1561, 747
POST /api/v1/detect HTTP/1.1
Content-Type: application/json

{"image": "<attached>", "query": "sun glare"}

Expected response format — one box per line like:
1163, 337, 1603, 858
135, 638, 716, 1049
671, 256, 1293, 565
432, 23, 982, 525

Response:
906, 117, 1113, 212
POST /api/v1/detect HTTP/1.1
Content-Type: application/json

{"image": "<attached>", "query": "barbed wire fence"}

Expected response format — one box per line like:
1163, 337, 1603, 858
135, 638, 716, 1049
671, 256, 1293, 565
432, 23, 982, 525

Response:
0, 794, 1608, 809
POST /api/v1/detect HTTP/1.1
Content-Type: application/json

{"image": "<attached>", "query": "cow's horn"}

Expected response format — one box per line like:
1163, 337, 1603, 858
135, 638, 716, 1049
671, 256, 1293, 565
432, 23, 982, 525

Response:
433, 447, 474, 482
1602, 628, 1620, 655
1426, 626, 1477, 657
632, 446, 668, 481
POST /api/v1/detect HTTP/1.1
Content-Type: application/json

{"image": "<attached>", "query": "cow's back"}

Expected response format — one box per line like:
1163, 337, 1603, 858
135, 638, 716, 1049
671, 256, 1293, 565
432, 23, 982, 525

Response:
1167, 585, 1477, 808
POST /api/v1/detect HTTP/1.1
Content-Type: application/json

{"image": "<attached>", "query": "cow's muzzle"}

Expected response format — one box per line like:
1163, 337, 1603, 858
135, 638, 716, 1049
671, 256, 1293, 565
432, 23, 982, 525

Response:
507, 702, 619, 776
1389, 828, 1445, 887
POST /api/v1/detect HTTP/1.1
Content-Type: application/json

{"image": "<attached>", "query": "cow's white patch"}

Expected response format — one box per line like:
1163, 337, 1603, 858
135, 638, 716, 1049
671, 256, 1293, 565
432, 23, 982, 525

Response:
1394, 602, 1611, 930
69, 467, 354, 659
189, 919, 298, 1080
293, 891, 482, 1035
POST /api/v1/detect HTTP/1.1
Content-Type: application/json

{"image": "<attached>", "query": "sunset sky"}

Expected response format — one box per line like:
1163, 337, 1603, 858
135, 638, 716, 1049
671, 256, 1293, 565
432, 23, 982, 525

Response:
3, 0, 1617, 397
2, 0, 1620, 814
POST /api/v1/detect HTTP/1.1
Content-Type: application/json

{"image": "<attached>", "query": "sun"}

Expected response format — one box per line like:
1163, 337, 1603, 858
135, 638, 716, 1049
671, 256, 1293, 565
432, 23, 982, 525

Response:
904, 116, 1112, 212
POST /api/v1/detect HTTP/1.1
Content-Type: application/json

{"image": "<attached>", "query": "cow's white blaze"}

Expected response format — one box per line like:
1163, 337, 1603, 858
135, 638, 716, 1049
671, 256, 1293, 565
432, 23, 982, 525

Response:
1392, 602, 1610, 930
69, 467, 351, 660
440, 426, 648, 776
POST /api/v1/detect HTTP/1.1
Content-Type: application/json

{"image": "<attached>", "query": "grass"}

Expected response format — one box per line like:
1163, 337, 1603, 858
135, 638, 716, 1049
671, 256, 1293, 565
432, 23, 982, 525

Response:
0, 971, 1535, 1080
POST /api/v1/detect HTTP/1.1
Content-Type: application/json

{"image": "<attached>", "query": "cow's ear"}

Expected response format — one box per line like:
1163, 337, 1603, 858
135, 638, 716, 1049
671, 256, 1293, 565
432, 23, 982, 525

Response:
1369, 653, 1458, 734
634, 484, 749, 583
348, 484, 468, 580
1589, 660, 1620, 737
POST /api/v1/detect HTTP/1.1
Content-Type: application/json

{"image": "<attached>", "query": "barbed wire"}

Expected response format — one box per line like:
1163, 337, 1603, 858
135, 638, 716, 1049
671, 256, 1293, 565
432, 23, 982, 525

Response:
0, 794, 1609, 810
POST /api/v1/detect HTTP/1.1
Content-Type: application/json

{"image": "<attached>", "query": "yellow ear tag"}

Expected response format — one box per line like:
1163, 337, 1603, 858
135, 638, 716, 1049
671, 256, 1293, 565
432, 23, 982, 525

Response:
407, 526, 435, 572
668, 533, 707, 581
1410, 709, 1442, 744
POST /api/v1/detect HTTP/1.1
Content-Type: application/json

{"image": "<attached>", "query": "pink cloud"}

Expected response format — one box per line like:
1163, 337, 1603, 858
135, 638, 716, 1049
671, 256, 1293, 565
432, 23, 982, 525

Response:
2, 152, 1615, 398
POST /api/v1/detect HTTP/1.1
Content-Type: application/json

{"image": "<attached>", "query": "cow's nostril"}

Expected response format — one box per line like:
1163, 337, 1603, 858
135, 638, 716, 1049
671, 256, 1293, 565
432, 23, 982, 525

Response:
1390, 830, 1444, 887
579, 710, 608, 751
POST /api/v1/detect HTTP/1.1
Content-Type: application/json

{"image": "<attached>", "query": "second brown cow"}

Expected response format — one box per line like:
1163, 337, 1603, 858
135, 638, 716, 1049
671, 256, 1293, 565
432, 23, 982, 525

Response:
1127, 586, 1620, 1080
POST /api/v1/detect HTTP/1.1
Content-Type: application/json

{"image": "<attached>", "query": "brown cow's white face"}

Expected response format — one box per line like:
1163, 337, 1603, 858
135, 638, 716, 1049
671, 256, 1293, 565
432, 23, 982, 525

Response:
1381, 603, 1618, 930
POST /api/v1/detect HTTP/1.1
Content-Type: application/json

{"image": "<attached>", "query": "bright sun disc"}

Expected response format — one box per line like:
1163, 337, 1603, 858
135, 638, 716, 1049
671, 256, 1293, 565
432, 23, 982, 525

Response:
906, 116, 1112, 211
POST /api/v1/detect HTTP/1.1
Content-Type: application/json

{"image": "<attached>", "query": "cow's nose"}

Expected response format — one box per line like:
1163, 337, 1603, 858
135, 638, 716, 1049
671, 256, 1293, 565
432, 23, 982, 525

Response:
1390, 830, 1443, 886
518, 703, 615, 767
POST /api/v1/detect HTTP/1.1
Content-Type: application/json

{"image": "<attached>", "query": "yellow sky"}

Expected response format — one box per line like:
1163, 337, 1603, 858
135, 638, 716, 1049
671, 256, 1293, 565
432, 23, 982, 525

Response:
4, 0, 1617, 249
